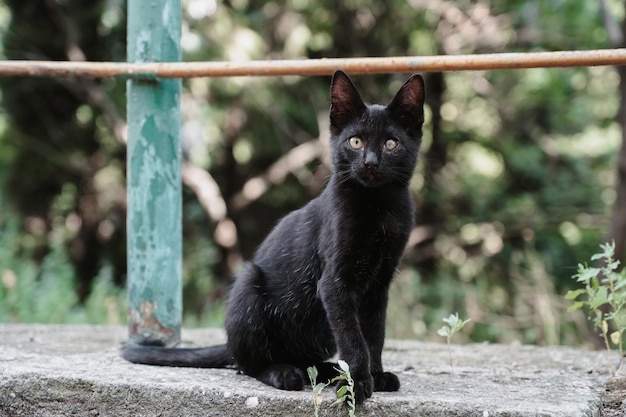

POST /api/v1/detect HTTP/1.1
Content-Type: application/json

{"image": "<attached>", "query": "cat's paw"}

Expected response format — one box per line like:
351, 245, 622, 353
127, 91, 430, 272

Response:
373, 371, 400, 392
257, 364, 306, 391
339, 376, 373, 404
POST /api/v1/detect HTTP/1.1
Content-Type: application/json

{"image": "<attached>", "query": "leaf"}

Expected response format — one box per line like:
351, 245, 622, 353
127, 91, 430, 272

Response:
307, 366, 318, 384
336, 385, 348, 398
613, 276, 626, 290
589, 286, 609, 309
442, 313, 460, 327
329, 376, 341, 384
591, 253, 605, 262
610, 331, 622, 346
565, 289, 585, 300
453, 318, 470, 332
337, 360, 350, 373
333, 395, 347, 406
608, 260, 621, 271
437, 326, 450, 337
574, 267, 601, 284
567, 301, 585, 312
593, 242, 613, 260
313, 383, 327, 395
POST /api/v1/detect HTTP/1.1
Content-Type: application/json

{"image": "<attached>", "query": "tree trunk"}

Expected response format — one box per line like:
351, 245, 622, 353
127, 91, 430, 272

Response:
607, 5, 626, 263
609, 63, 626, 263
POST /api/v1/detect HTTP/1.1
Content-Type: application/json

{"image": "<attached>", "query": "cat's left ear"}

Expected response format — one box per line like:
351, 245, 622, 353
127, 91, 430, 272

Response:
387, 74, 425, 133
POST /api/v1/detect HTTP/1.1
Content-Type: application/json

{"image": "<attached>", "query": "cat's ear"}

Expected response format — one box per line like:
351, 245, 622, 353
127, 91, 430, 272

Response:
329, 70, 367, 132
387, 74, 425, 132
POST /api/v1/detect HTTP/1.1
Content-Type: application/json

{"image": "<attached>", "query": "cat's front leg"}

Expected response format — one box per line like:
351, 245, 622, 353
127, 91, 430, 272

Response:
318, 273, 374, 404
359, 278, 400, 392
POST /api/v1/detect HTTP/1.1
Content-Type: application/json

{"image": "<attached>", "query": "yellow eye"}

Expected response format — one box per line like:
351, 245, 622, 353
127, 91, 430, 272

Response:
385, 139, 398, 151
348, 136, 363, 150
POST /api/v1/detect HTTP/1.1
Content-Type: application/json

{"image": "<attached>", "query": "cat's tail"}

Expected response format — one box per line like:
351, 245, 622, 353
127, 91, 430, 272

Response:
122, 343, 236, 368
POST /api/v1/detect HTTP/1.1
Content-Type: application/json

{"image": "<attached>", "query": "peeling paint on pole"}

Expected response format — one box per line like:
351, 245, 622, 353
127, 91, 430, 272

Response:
127, 0, 182, 346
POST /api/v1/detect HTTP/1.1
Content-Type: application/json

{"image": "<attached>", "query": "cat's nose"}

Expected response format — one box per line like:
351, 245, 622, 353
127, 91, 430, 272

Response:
364, 151, 379, 168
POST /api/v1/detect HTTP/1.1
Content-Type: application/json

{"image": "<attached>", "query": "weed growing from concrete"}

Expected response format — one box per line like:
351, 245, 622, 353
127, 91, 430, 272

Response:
332, 360, 356, 416
567, 241, 626, 374
307, 360, 355, 417
437, 312, 470, 371
307, 365, 325, 417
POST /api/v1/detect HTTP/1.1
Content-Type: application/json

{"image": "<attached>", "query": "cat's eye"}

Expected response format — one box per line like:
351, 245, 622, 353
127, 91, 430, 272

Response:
385, 139, 398, 151
348, 136, 363, 150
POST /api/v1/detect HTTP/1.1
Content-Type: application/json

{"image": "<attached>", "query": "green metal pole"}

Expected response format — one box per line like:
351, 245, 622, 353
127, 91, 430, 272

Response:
127, 0, 182, 346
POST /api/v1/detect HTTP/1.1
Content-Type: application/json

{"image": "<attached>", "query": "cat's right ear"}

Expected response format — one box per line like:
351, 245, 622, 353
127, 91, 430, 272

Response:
329, 70, 366, 132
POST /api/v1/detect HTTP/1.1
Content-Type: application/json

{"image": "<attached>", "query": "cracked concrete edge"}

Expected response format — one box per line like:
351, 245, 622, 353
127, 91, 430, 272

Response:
0, 324, 615, 417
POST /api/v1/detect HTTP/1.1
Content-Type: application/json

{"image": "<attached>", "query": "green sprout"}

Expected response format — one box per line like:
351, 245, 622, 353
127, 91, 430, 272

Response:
307, 365, 325, 417
437, 312, 471, 371
307, 359, 356, 417
332, 360, 355, 416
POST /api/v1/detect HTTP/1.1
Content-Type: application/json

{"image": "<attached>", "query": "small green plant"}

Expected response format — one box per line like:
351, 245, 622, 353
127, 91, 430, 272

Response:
437, 312, 470, 371
332, 360, 356, 416
566, 241, 626, 374
307, 359, 356, 417
307, 365, 325, 417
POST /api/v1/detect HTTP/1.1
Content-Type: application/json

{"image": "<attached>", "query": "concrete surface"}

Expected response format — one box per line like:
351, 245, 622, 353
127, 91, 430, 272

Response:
0, 324, 615, 416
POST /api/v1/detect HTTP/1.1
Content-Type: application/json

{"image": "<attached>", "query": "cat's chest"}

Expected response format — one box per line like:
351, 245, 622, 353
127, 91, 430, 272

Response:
339, 205, 410, 246
321, 186, 413, 248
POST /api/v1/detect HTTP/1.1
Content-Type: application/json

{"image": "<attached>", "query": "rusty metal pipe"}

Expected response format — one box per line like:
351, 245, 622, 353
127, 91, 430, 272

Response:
1, 49, 625, 79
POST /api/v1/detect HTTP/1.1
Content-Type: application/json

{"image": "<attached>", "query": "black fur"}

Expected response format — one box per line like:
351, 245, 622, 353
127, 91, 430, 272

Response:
122, 70, 425, 404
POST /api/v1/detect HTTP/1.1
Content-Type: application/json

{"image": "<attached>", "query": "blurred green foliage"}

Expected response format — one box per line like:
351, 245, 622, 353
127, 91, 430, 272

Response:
0, 212, 126, 324
0, 0, 623, 347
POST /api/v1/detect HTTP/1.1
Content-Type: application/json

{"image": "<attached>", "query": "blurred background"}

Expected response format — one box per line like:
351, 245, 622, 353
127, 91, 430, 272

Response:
0, 0, 625, 348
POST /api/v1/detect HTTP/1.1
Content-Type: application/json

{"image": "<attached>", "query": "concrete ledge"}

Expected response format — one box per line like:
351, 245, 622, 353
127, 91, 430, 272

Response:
0, 324, 613, 416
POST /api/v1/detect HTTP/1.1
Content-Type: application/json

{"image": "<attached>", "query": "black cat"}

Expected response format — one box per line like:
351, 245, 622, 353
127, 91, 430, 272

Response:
122, 70, 425, 404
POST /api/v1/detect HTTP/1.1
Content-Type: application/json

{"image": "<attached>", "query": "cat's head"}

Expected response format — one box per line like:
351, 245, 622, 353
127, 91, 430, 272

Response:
328, 70, 425, 188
